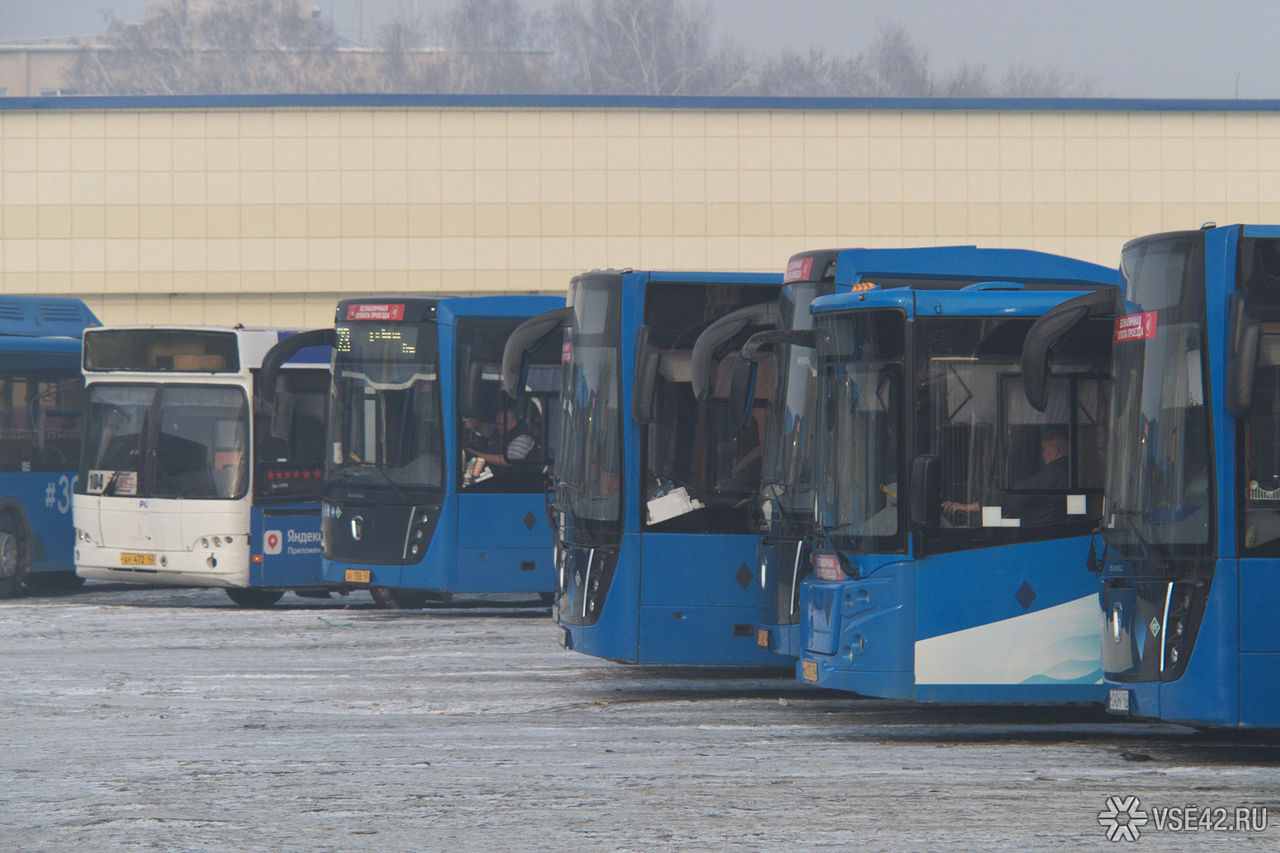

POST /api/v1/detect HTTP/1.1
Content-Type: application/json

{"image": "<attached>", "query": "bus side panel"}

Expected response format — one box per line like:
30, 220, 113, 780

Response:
562, 533, 641, 663
9, 472, 78, 574
637, 532, 758, 608
1239, 559, 1280, 652
455, 491, 552, 593
633, 532, 779, 665
251, 505, 324, 587
1157, 564, 1240, 727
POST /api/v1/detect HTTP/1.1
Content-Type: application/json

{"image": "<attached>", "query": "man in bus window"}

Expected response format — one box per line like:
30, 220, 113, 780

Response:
941, 428, 1070, 526
464, 405, 535, 480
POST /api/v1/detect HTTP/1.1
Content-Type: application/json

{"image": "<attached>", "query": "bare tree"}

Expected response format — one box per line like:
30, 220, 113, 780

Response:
551, 0, 750, 95
71, 0, 362, 95
750, 49, 873, 98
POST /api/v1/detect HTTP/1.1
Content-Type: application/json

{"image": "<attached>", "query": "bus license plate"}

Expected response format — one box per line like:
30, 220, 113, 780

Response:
756, 628, 771, 649
1108, 688, 1130, 713
802, 660, 818, 682
345, 569, 371, 584
119, 552, 155, 567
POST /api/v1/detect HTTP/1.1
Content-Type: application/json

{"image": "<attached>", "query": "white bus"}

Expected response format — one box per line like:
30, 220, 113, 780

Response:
72, 325, 332, 606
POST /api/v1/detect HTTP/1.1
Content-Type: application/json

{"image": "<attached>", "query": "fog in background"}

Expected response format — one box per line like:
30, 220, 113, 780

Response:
2, 0, 1278, 98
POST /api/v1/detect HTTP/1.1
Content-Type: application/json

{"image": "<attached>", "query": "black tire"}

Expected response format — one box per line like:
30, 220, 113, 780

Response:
225, 587, 284, 608
369, 587, 429, 609
0, 519, 29, 599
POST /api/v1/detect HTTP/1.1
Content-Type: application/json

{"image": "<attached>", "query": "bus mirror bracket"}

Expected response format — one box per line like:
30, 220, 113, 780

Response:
1226, 292, 1261, 418
741, 329, 817, 362
728, 357, 757, 428
910, 454, 941, 529
501, 306, 575, 399
1020, 288, 1117, 412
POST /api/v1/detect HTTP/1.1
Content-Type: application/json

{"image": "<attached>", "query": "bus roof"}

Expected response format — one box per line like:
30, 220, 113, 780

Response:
830, 246, 1120, 287
0, 296, 99, 338
810, 280, 1115, 318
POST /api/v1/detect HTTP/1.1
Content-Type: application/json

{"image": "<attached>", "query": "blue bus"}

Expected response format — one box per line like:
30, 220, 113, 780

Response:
1050, 224, 1280, 728
505, 270, 784, 665
319, 295, 564, 608
721, 247, 1130, 660
73, 325, 331, 607
797, 276, 1120, 702
0, 297, 100, 597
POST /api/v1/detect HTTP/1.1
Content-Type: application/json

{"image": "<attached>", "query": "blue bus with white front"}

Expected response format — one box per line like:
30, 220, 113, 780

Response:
727, 247, 1129, 660
319, 295, 564, 608
505, 270, 784, 665
73, 325, 331, 606
797, 279, 1118, 702
0, 296, 100, 597
1060, 224, 1280, 728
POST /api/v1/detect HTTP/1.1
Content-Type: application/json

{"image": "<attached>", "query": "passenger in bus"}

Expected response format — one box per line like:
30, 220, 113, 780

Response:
463, 405, 535, 482
941, 428, 1070, 527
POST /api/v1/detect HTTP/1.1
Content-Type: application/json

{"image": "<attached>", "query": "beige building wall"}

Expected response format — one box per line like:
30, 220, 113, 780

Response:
2, 102, 1279, 325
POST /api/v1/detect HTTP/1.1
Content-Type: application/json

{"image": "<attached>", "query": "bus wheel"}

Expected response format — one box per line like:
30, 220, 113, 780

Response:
369, 587, 429, 609
225, 588, 284, 608
0, 522, 28, 599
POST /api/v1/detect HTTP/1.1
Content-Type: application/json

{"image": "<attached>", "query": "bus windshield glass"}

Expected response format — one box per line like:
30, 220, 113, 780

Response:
813, 309, 905, 553
80, 383, 249, 500
556, 278, 623, 534
328, 322, 444, 490
1105, 233, 1212, 554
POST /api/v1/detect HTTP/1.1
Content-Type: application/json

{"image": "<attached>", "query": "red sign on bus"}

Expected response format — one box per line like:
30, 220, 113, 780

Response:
784, 256, 814, 283
346, 303, 405, 322
1114, 311, 1158, 343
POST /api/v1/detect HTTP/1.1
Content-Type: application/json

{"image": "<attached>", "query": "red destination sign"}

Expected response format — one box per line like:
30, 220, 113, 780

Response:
784, 256, 814, 283
346, 303, 406, 322
1114, 311, 1158, 343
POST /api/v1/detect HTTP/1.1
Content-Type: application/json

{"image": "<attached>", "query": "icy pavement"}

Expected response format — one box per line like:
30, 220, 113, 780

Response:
2, 584, 1278, 851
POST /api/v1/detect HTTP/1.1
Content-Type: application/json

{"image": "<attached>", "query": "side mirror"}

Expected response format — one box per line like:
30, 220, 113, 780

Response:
631, 325, 661, 425
1226, 292, 1261, 418
910, 454, 940, 529
1020, 288, 1117, 412
727, 357, 756, 428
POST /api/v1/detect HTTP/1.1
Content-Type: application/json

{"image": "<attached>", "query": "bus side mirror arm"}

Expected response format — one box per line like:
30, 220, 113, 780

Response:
690, 301, 780, 404
501, 307, 575, 399
1226, 293, 1261, 418
741, 329, 817, 362
259, 328, 336, 405
1020, 288, 1118, 412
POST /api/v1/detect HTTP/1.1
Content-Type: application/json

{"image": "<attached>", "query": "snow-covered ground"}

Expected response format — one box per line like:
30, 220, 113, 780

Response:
2, 584, 1278, 851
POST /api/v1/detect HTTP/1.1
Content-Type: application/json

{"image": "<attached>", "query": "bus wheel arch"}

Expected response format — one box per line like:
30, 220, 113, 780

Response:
0, 500, 32, 598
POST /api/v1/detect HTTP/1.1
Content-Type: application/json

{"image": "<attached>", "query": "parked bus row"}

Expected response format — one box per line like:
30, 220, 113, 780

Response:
1, 223, 1270, 731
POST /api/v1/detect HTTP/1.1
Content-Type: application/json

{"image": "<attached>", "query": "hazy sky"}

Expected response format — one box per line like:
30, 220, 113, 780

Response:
2, 0, 1277, 98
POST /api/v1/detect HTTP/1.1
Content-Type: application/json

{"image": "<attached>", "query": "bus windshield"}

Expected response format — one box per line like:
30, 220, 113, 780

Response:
814, 309, 905, 553
80, 383, 249, 500
328, 322, 444, 491
1105, 233, 1212, 555
555, 277, 622, 535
